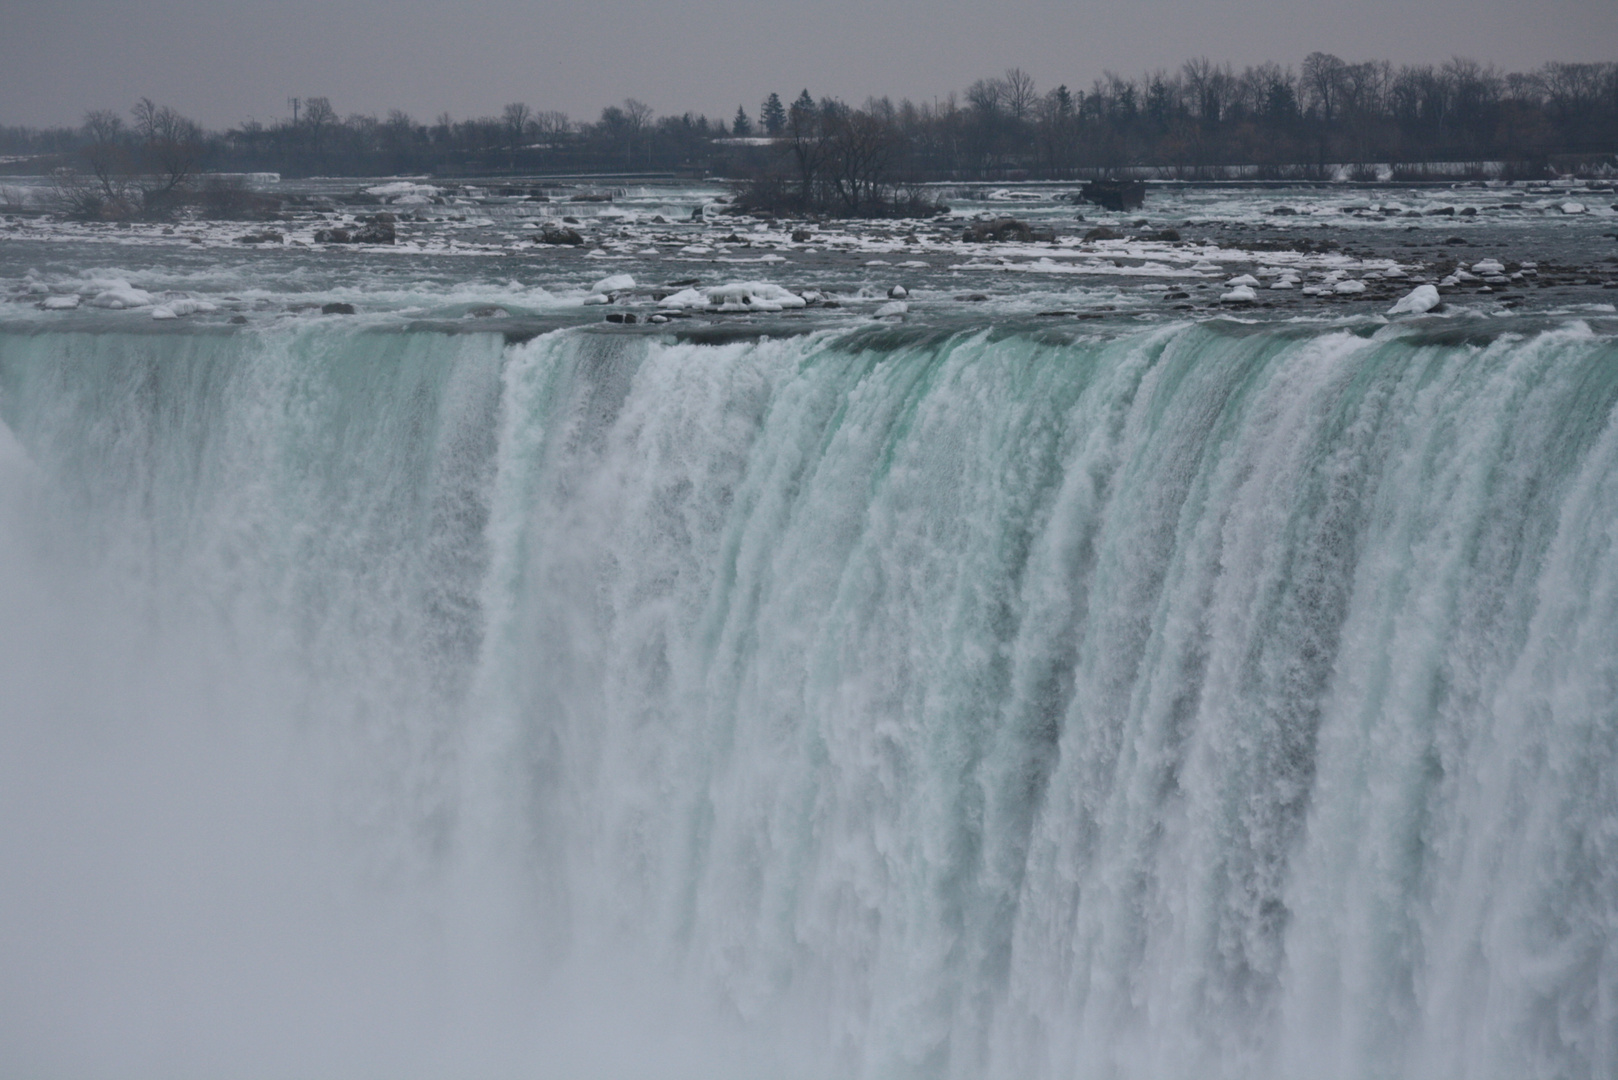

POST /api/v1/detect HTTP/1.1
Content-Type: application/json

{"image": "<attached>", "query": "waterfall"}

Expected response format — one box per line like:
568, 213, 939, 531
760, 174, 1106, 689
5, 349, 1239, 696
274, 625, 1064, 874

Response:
3, 319, 1616, 1079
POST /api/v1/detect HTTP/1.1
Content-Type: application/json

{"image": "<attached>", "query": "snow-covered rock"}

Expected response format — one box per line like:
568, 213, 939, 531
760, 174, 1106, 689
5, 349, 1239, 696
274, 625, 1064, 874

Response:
1220, 285, 1257, 303
704, 282, 807, 312
873, 300, 908, 318
655, 282, 807, 313
657, 288, 709, 310
1226, 274, 1260, 288
888, 285, 908, 299
1471, 259, 1505, 275
1269, 279, 1295, 290
582, 293, 610, 306
1333, 279, 1367, 294
591, 273, 635, 294
150, 298, 218, 320
1387, 283, 1441, 315
38, 294, 80, 310
365, 181, 441, 199
1561, 202, 1586, 214
87, 281, 154, 309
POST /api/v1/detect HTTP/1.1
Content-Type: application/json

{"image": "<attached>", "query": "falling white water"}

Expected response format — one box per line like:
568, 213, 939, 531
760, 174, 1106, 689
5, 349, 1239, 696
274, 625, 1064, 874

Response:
2, 319, 1616, 1080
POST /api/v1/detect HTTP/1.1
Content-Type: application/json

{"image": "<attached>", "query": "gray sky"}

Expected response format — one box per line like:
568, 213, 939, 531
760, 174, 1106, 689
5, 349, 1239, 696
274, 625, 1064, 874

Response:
3, 0, 1615, 129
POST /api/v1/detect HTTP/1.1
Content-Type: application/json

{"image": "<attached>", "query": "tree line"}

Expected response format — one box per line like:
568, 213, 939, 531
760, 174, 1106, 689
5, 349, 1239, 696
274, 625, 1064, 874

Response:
3, 55, 1614, 219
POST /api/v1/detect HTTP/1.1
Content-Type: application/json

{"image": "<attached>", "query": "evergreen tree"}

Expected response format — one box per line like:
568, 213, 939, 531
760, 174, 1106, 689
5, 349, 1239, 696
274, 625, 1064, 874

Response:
732, 106, 753, 135
761, 92, 786, 135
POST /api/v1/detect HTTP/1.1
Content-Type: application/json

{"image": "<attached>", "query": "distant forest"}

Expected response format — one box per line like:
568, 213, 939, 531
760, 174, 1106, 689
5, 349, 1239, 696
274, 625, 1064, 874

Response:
3, 55, 1615, 218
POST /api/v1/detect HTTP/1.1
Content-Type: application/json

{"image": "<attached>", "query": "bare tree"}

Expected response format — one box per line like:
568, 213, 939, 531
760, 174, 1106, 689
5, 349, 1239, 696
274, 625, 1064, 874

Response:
502, 102, 531, 155
1003, 68, 1038, 122
622, 97, 653, 163
131, 98, 203, 196
81, 110, 132, 202
302, 96, 337, 152
1301, 53, 1346, 123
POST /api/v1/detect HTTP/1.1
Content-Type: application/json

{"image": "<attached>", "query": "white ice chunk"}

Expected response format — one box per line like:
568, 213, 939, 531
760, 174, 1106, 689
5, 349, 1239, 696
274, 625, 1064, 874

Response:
657, 281, 806, 312
657, 288, 708, 309
873, 300, 908, 318
150, 298, 217, 320
1561, 202, 1586, 214
87, 281, 154, 309
1387, 284, 1441, 315
705, 281, 806, 311
1220, 285, 1257, 303
38, 294, 80, 310
591, 274, 636, 294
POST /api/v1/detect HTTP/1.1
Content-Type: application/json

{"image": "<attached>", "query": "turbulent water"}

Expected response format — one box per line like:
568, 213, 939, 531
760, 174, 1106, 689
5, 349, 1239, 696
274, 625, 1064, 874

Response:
3, 317, 1618, 1080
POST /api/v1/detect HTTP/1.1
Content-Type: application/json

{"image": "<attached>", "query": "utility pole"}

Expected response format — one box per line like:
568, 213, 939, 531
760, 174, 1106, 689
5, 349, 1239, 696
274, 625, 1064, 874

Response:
288, 97, 300, 126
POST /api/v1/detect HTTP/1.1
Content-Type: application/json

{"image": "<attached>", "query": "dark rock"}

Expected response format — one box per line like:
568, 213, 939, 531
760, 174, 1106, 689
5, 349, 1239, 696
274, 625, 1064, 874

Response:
228, 314, 249, 324
538, 224, 584, 246
1142, 229, 1181, 242
1268, 206, 1299, 215
1460, 207, 1478, 216
570, 192, 612, 202
604, 312, 638, 324
351, 222, 395, 244
662, 277, 701, 287
954, 293, 990, 301
1426, 206, 1456, 216
321, 302, 356, 315
1164, 291, 1191, 300
963, 217, 1036, 242
369, 211, 397, 224
562, 216, 581, 224
466, 306, 508, 318
236, 230, 283, 244
1083, 226, 1124, 241
791, 229, 813, 242
313, 227, 352, 243
1446, 237, 1469, 245
1078, 180, 1146, 211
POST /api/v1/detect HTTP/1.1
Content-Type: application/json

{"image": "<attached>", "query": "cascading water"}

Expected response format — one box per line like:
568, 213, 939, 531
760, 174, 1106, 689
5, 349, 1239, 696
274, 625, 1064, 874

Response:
2, 318, 1617, 1080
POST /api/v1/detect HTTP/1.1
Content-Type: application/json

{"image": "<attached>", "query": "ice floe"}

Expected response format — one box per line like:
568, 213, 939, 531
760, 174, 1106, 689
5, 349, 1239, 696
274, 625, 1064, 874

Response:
1388, 284, 1442, 315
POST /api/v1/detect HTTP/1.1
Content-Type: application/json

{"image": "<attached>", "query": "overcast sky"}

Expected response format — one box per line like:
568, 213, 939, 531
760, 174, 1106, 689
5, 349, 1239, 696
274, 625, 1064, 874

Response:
4, 0, 1615, 129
